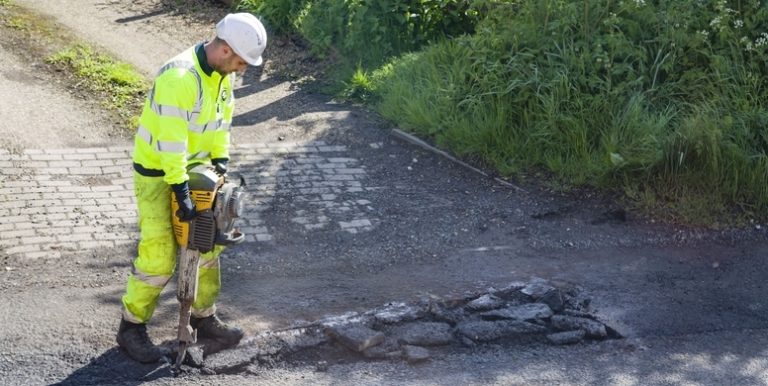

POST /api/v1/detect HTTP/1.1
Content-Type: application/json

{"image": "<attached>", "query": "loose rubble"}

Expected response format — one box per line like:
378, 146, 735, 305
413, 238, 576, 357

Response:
184, 278, 618, 375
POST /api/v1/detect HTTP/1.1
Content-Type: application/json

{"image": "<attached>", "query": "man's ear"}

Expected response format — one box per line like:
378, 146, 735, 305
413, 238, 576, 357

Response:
221, 42, 233, 57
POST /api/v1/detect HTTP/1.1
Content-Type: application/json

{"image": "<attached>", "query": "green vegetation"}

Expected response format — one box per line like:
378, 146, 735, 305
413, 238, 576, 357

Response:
239, 0, 478, 68
238, 0, 768, 225
46, 44, 147, 128
372, 0, 768, 225
0, 1, 147, 130
238, 0, 312, 35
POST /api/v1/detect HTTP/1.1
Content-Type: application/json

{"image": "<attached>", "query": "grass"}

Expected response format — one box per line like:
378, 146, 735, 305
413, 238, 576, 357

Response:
0, 1, 147, 132
367, 1, 768, 227
46, 44, 147, 128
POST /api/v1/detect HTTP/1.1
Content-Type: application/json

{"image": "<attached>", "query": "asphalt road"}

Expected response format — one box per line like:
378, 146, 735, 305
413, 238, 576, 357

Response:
2, 1, 768, 385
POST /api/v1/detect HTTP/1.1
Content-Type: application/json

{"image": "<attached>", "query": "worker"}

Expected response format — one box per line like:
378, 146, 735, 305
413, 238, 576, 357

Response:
116, 13, 267, 363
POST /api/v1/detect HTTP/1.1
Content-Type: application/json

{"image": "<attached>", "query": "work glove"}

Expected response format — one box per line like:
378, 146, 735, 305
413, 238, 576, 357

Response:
212, 158, 228, 176
171, 181, 197, 222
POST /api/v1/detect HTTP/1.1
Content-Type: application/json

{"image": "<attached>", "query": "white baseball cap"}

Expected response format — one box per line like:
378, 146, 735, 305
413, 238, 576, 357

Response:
216, 13, 267, 66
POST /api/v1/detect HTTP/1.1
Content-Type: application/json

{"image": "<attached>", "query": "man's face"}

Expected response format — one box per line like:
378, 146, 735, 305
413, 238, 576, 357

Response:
217, 46, 248, 76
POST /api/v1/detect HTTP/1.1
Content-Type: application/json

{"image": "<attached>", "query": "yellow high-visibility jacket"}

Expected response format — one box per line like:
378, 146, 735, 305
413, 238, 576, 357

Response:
133, 44, 235, 185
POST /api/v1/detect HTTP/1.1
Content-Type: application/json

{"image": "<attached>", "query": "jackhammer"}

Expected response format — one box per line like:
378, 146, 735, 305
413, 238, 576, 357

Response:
170, 164, 245, 374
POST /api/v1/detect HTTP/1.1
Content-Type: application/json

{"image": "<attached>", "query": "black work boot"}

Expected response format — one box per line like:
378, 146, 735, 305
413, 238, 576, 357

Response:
116, 319, 171, 363
191, 314, 244, 348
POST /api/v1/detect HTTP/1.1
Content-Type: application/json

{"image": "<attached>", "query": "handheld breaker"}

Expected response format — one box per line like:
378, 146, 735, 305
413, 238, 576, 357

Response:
170, 164, 245, 372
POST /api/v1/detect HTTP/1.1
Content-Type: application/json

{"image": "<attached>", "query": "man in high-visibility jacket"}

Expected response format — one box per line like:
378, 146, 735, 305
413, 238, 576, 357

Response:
116, 13, 267, 364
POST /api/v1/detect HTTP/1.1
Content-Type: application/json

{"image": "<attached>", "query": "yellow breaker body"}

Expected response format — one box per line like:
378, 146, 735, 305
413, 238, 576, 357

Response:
171, 165, 221, 371
170, 165, 245, 371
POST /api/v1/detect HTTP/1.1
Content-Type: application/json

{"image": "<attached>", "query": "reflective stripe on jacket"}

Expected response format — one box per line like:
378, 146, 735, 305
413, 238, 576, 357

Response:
132, 44, 235, 185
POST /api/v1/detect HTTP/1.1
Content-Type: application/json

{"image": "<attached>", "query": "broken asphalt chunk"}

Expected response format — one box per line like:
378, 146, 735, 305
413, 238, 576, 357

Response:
465, 294, 505, 311
551, 315, 607, 338
401, 345, 430, 363
538, 289, 565, 312
324, 324, 385, 352
480, 303, 553, 321
520, 280, 555, 299
362, 344, 402, 359
395, 322, 455, 346
428, 302, 467, 326
374, 302, 422, 324
456, 320, 546, 342
319, 311, 371, 328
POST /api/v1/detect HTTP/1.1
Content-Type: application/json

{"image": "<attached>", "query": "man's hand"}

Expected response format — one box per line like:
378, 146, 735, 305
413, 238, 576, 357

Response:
212, 158, 228, 176
176, 196, 197, 222
171, 181, 197, 222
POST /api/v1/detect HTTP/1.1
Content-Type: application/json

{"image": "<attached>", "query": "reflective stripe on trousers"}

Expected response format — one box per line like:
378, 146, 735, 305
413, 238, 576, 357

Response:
121, 172, 224, 323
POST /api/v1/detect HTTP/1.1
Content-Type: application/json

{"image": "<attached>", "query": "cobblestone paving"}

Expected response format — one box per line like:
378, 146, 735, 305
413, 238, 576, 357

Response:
0, 141, 378, 260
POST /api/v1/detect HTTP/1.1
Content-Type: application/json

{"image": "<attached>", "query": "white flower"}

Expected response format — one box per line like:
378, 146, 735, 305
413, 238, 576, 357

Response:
698, 30, 710, 37
734, 19, 744, 28
715, 0, 727, 10
755, 33, 768, 47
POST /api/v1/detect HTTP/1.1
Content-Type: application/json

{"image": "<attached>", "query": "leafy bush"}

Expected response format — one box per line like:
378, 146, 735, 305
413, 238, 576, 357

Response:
374, 0, 768, 224
237, 0, 313, 34
239, 0, 480, 67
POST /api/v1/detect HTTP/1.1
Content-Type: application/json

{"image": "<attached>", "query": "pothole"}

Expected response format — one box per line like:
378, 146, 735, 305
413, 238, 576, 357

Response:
172, 277, 620, 376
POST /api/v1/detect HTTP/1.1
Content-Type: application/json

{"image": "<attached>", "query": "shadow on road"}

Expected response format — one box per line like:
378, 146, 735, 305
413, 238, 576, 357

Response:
113, 0, 223, 27
114, 9, 168, 24
233, 77, 351, 127
51, 348, 173, 386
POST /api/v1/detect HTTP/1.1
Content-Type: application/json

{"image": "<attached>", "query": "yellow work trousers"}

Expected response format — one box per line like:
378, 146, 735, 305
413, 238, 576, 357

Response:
121, 172, 224, 324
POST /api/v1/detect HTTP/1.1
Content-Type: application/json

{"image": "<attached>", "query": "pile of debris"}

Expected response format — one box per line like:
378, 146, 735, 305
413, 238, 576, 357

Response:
198, 278, 619, 375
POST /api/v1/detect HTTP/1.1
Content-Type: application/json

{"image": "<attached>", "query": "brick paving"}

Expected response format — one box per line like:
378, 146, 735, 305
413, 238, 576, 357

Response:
0, 141, 378, 260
